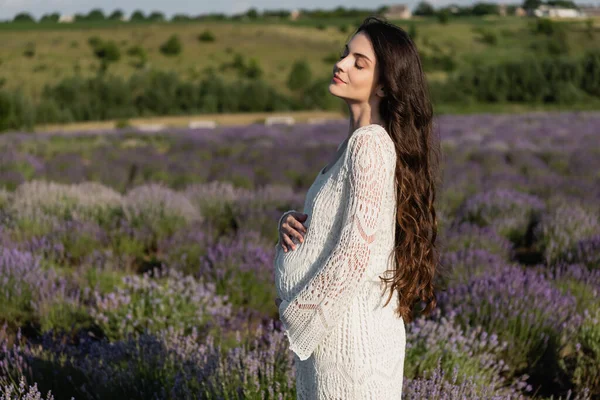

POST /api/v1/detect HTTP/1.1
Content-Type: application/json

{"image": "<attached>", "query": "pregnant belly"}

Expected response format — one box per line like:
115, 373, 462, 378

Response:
274, 233, 319, 300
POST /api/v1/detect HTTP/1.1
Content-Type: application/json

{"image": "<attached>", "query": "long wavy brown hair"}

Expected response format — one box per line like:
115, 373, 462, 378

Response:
354, 16, 443, 324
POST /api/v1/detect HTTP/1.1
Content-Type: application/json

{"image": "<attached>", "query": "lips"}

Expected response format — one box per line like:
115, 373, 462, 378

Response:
333, 74, 346, 83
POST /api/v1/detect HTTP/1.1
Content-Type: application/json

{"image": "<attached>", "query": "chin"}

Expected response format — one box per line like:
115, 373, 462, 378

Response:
327, 84, 343, 98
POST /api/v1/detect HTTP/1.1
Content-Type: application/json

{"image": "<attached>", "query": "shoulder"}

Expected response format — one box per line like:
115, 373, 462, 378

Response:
347, 124, 395, 167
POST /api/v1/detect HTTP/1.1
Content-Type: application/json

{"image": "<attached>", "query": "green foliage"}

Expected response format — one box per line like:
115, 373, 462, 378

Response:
301, 75, 343, 111
409, 23, 417, 40
159, 34, 182, 56
0, 90, 35, 132
39, 13, 60, 23
523, 0, 543, 10
581, 50, 600, 98
546, 28, 570, 56
38, 300, 94, 334
130, 10, 146, 21
13, 12, 35, 23
546, 0, 577, 8
322, 52, 339, 64
477, 29, 498, 46
92, 40, 121, 72
559, 308, 600, 396
287, 60, 312, 91
533, 18, 556, 36
240, 59, 261, 79
87, 36, 102, 48
414, 1, 435, 16
445, 54, 596, 105
246, 8, 259, 19
86, 8, 106, 21
437, 10, 450, 24
23, 42, 36, 58
421, 52, 456, 72
197, 30, 216, 42
90, 269, 228, 341
585, 19, 594, 39
472, 2, 499, 15
108, 9, 124, 21
127, 45, 148, 69
148, 11, 165, 22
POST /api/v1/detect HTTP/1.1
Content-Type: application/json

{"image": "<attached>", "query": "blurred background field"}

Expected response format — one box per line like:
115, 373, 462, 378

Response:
0, 1, 600, 399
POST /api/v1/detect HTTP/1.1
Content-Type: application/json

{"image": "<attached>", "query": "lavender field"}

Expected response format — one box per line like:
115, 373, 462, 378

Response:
0, 111, 599, 399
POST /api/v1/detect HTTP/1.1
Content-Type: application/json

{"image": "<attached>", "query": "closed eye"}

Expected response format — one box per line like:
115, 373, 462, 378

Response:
339, 53, 364, 70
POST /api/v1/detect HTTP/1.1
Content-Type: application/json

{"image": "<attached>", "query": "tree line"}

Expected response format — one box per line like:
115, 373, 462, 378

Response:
1, 49, 599, 132
6, 0, 580, 25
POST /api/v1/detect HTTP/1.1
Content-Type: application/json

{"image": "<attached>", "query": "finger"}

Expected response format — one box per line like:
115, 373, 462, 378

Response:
293, 230, 304, 244
283, 235, 296, 251
282, 234, 293, 251
293, 220, 307, 234
280, 233, 289, 252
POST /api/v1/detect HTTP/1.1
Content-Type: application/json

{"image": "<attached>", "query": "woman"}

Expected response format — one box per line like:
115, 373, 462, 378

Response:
274, 16, 441, 398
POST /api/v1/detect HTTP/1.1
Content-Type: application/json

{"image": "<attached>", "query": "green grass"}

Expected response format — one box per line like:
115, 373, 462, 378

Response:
0, 16, 599, 102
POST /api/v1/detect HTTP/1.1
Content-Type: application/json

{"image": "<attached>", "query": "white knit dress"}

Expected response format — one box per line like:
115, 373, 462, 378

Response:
274, 124, 406, 399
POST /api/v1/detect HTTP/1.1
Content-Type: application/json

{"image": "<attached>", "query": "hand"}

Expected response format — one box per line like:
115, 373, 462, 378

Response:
275, 297, 283, 308
279, 211, 308, 253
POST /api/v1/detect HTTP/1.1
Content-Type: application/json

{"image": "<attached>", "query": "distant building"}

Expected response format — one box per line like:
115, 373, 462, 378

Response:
290, 9, 301, 21
384, 4, 412, 20
498, 4, 507, 16
531, 5, 585, 18
448, 6, 460, 14
58, 14, 74, 23
515, 7, 527, 17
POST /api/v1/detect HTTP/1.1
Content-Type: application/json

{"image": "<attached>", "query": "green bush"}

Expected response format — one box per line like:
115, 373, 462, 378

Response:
160, 34, 182, 56
534, 18, 556, 36
322, 52, 339, 64
198, 30, 216, 42
93, 40, 121, 72
88, 36, 102, 48
23, 42, 36, 58
301, 76, 343, 110
242, 58, 263, 79
287, 60, 312, 91
127, 45, 148, 69
90, 269, 231, 341
480, 30, 498, 46
0, 90, 35, 132
421, 52, 456, 72
437, 10, 450, 24
560, 308, 600, 397
409, 23, 417, 40
581, 50, 600, 97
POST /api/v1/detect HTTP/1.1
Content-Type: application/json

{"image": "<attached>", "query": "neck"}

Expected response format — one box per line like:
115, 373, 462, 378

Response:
345, 101, 384, 139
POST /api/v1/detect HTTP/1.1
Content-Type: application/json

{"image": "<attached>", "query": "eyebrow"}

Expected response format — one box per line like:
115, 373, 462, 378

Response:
344, 44, 372, 63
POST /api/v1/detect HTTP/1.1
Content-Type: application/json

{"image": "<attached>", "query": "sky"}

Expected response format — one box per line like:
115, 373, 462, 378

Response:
0, 0, 598, 20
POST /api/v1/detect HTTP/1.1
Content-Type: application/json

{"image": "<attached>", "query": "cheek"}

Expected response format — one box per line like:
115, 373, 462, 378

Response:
351, 73, 372, 92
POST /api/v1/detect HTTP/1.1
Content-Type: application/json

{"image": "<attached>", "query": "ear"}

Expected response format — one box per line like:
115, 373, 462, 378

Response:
376, 85, 386, 98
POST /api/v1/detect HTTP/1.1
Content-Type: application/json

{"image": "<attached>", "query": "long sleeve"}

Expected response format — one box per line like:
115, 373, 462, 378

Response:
278, 128, 391, 361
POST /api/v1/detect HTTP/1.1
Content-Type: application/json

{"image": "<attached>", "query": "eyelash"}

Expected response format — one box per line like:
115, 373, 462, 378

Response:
338, 54, 364, 70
